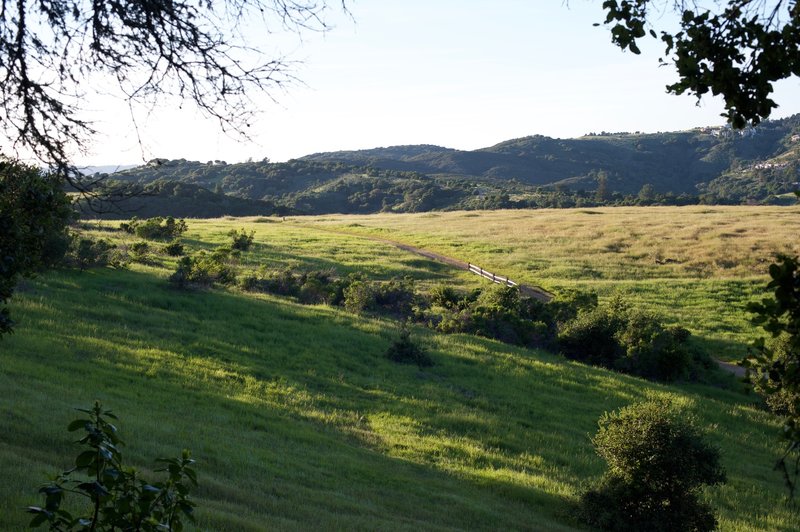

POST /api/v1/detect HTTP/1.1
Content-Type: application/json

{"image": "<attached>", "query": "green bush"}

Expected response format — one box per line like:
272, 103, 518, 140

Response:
343, 280, 374, 313
558, 298, 708, 381
65, 237, 118, 271
429, 284, 459, 309
122, 216, 187, 241
228, 228, 255, 251
129, 241, 149, 256
0, 158, 72, 335
372, 278, 417, 317
580, 400, 725, 532
27, 402, 197, 531
386, 325, 432, 367
434, 285, 557, 349
168, 249, 236, 289
162, 241, 185, 256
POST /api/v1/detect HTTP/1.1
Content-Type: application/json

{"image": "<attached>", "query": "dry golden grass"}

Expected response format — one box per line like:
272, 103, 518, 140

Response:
295, 206, 800, 283
288, 206, 800, 360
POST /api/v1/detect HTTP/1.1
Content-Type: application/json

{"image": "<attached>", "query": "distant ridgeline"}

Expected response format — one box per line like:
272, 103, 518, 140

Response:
81, 114, 800, 218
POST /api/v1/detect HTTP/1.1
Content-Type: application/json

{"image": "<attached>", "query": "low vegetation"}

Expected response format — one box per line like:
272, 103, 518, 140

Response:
303, 206, 800, 360
3, 210, 798, 530
580, 400, 726, 531
27, 402, 197, 531
120, 216, 187, 241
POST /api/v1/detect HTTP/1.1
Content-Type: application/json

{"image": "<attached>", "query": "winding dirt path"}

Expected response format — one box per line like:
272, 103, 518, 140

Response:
715, 359, 747, 378
300, 223, 753, 375
302, 225, 553, 302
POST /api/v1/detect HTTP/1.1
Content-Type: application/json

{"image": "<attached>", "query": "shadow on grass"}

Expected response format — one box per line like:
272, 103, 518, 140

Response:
5, 266, 791, 530
4, 267, 581, 530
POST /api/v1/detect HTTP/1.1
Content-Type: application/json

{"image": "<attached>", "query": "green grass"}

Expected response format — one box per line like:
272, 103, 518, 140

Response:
2, 211, 798, 530
293, 206, 800, 360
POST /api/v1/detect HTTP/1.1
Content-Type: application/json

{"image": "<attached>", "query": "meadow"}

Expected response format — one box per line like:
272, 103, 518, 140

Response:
1, 207, 798, 530
297, 206, 800, 360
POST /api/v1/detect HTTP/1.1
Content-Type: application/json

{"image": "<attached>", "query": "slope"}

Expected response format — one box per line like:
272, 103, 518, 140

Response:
0, 216, 796, 530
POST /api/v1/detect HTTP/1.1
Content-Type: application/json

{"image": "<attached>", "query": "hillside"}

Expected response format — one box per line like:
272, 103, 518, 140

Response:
92, 115, 800, 217
303, 116, 800, 196
3, 211, 799, 530
76, 180, 285, 219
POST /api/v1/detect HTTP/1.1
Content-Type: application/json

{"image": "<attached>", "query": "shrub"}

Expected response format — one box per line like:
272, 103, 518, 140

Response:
27, 401, 197, 531
547, 289, 598, 323
386, 324, 433, 367
372, 278, 417, 317
0, 158, 72, 335
745, 254, 800, 496
129, 241, 149, 256
343, 279, 374, 313
122, 216, 187, 241
580, 400, 725, 532
162, 241, 185, 256
432, 284, 557, 349
229, 228, 255, 251
240, 267, 345, 305
169, 249, 236, 289
558, 298, 707, 381
298, 277, 325, 304
169, 257, 194, 289
65, 236, 118, 271
429, 284, 459, 309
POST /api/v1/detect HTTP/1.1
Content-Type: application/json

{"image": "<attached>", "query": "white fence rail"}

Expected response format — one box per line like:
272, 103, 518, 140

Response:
467, 263, 518, 287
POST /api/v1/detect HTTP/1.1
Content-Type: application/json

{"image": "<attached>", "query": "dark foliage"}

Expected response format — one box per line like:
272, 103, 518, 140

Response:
0, 158, 72, 335
121, 217, 187, 241
97, 116, 800, 217
162, 242, 185, 257
744, 253, 800, 496
558, 298, 711, 382
229, 229, 255, 252
599, 1, 800, 127
580, 400, 725, 532
169, 248, 237, 289
240, 268, 346, 305
386, 325, 433, 367
434, 285, 562, 350
64, 237, 117, 271
27, 402, 197, 531
75, 180, 282, 219
343, 278, 417, 317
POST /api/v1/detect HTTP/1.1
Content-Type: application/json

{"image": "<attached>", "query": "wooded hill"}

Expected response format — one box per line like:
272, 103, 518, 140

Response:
87, 114, 800, 217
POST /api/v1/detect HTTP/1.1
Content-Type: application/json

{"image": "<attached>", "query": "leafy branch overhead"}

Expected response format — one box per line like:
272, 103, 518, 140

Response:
0, 0, 342, 181
599, 0, 800, 128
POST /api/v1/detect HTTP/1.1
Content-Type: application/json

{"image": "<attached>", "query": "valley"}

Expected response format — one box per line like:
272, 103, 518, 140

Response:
3, 207, 799, 530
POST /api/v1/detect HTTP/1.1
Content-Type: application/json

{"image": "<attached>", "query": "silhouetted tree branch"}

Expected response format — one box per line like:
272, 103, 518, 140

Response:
0, 0, 344, 186
597, 0, 799, 127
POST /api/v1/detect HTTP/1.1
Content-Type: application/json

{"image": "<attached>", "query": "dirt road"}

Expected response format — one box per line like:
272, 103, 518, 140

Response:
303, 225, 553, 302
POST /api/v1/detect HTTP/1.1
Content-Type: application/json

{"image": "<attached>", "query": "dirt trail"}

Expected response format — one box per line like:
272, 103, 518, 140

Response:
304, 225, 553, 302
300, 223, 753, 376
715, 359, 747, 378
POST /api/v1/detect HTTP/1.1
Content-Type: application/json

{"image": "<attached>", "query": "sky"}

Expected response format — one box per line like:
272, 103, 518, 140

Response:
75, 0, 800, 166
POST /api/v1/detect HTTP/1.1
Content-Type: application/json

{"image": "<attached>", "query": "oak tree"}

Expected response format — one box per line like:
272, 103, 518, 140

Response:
0, 0, 344, 183
598, 0, 800, 127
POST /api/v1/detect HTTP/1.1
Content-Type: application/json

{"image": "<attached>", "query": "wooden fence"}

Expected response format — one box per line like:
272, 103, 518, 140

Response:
467, 263, 518, 287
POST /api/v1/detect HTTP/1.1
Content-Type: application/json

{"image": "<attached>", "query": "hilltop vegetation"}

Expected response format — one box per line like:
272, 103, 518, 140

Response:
89, 115, 800, 218
3, 209, 800, 530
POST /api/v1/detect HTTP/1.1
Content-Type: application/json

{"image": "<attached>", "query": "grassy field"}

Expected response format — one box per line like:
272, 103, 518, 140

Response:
1, 208, 798, 530
295, 206, 800, 360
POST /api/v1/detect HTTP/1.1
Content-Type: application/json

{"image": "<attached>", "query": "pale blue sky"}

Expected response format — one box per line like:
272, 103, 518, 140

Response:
78, 0, 800, 166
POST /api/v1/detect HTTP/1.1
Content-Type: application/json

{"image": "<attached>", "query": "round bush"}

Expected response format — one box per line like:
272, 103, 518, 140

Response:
580, 400, 725, 531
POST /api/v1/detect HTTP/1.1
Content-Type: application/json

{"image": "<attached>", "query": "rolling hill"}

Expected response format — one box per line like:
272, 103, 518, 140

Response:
90, 114, 800, 217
